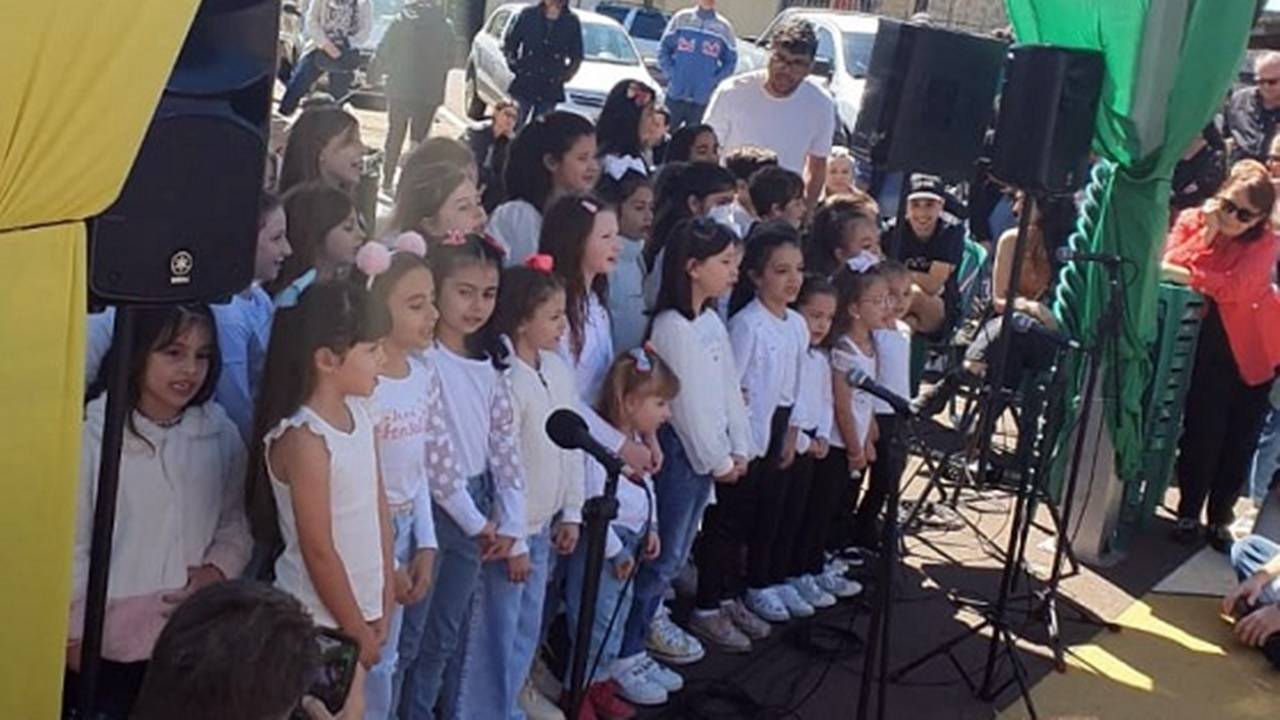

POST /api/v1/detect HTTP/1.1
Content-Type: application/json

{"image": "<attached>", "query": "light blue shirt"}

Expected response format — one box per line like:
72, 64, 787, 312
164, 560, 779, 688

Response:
212, 285, 275, 444
608, 236, 648, 353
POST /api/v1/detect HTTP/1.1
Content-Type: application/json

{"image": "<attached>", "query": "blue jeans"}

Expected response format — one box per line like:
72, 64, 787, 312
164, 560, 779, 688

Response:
619, 425, 712, 658
1249, 407, 1280, 506
448, 527, 555, 720
513, 94, 559, 130
1231, 534, 1280, 606
666, 99, 707, 130
566, 526, 641, 682
367, 508, 416, 720
280, 48, 355, 115
396, 475, 493, 720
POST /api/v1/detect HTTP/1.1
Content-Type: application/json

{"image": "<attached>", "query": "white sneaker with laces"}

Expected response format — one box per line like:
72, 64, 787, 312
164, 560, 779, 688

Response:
638, 653, 684, 692
816, 571, 864, 599
688, 608, 753, 653
612, 654, 670, 706
791, 575, 836, 609
745, 586, 790, 622
721, 598, 772, 640
647, 610, 706, 664
774, 583, 816, 617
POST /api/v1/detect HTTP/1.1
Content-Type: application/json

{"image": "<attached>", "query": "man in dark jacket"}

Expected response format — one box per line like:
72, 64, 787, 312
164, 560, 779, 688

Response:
1225, 51, 1280, 164
373, 0, 455, 192
503, 0, 584, 128
466, 100, 518, 212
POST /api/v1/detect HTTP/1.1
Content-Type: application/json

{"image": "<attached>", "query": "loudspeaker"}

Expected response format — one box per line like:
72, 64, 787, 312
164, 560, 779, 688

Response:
852, 20, 1006, 180
89, 0, 279, 304
990, 45, 1104, 195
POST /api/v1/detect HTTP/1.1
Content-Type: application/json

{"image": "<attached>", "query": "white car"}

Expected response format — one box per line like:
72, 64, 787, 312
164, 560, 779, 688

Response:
466, 3, 659, 121
739, 9, 879, 145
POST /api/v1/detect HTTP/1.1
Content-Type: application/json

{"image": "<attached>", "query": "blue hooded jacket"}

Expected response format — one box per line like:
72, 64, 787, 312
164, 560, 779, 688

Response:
658, 7, 737, 106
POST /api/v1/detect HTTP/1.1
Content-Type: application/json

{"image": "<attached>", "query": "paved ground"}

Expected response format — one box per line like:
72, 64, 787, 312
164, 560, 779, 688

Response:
348, 68, 472, 160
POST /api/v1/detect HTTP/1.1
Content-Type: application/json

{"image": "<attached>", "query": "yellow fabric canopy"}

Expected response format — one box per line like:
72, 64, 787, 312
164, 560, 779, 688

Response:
0, 1, 198, 716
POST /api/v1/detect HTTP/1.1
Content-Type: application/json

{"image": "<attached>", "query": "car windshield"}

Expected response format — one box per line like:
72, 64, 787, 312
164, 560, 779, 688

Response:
584, 21, 640, 64
843, 31, 876, 77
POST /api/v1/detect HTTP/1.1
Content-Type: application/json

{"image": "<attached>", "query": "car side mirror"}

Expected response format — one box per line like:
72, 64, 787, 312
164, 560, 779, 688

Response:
812, 57, 834, 80
282, 2, 302, 17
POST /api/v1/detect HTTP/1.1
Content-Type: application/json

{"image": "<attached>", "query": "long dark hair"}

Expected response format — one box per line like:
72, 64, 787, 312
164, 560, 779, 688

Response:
246, 281, 389, 547
829, 264, 887, 347
278, 106, 360, 194
88, 305, 222, 443
426, 233, 510, 369
596, 79, 656, 159
729, 219, 803, 316
539, 192, 612, 358
665, 124, 717, 164
267, 182, 357, 297
807, 192, 880, 278
653, 217, 737, 321
505, 111, 596, 210
490, 265, 566, 346
647, 161, 736, 270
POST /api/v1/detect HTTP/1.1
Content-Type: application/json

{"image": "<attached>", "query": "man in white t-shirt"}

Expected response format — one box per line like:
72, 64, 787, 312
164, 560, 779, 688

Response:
704, 19, 835, 209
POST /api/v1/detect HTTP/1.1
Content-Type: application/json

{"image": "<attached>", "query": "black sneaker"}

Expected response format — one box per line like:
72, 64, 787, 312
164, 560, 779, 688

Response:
1172, 518, 1200, 545
1207, 523, 1233, 553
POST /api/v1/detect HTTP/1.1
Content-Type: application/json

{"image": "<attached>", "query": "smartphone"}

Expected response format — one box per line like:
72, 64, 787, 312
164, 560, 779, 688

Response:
291, 627, 360, 719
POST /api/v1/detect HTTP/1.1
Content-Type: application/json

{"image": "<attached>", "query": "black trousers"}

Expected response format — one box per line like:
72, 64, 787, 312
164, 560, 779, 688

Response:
384, 98, 436, 188
772, 452, 816, 583
854, 413, 908, 550
62, 660, 148, 719
694, 407, 791, 609
1176, 304, 1274, 526
812, 451, 850, 565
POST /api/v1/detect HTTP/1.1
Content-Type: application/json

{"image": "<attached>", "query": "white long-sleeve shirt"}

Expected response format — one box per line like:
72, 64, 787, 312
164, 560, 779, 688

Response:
70, 398, 251, 661
557, 292, 627, 453
829, 335, 876, 450
792, 347, 834, 455
430, 344, 527, 539
609, 236, 649, 353
509, 350, 587, 555
649, 308, 751, 477
305, 0, 372, 49
728, 299, 808, 459
583, 449, 655, 559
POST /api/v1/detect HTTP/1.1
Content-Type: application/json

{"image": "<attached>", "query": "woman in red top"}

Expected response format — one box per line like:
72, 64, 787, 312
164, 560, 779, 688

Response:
1163, 159, 1280, 550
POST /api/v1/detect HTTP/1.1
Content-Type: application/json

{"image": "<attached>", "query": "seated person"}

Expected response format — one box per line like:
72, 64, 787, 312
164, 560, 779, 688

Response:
1224, 533, 1280, 666
884, 174, 965, 338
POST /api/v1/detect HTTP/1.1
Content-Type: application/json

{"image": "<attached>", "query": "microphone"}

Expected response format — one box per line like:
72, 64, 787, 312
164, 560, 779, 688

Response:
546, 408, 625, 477
1010, 311, 1082, 351
1056, 247, 1123, 265
846, 367, 914, 417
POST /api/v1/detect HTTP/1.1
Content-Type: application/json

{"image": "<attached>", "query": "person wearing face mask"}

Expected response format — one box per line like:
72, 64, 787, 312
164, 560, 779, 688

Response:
882, 174, 965, 338
704, 19, 834, 210
1163, 159, 1280, 550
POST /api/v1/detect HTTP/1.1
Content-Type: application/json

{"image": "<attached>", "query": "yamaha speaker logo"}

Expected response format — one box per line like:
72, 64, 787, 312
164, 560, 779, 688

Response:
169, 250, 193, 285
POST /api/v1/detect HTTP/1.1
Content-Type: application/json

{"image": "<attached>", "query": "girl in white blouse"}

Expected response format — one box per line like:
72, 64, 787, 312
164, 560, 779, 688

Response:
69, 305, 251, 715
410, 234, 528, 719
246, 281, 394, 676
828, 253, 894, 555
452, 262, 586, 718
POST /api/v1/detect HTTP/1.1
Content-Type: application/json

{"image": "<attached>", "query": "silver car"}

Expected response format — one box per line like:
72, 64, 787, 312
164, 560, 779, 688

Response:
466, 2, 660, 121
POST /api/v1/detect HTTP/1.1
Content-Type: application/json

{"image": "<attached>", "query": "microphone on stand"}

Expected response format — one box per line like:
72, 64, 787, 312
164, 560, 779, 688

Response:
847, 367, 914, 417
546, 408, 626, 477
1056, 246, 1123, 265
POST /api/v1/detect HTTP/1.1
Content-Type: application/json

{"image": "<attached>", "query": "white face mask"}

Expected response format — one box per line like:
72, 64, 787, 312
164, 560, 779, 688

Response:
707, 203, 741, 237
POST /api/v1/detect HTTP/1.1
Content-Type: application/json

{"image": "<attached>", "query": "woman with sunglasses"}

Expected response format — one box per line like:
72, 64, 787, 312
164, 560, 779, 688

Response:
1163, 159, 1280, 549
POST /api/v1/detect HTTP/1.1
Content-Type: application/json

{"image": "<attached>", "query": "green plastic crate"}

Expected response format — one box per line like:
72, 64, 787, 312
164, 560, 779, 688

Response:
1127, 283, 1205, 532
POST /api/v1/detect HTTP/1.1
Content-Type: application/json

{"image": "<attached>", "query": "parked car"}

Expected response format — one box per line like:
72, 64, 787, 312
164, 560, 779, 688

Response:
466, 2, 659, 121
737, 9, 879, 145
590, 2, 670, 81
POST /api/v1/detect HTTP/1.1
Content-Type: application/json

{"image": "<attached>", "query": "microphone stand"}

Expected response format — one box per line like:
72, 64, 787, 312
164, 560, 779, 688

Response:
567, 460, 621, 717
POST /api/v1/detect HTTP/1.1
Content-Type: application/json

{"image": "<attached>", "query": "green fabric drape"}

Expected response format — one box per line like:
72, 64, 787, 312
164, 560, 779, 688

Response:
1006, 0, 1258, 481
